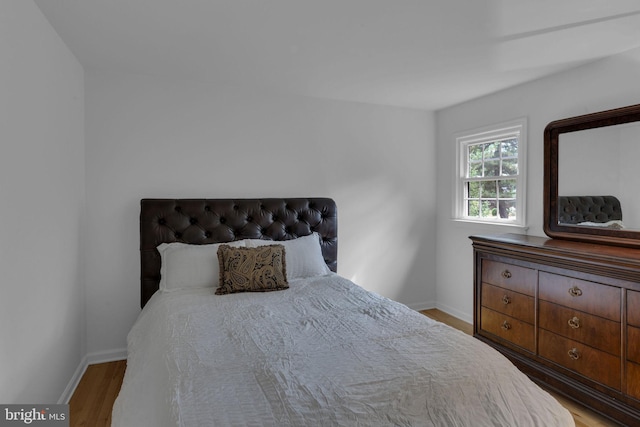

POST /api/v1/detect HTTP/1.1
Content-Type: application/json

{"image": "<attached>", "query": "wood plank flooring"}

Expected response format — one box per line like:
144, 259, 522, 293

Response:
69, 309, 616, 426
69, 360, 126, 427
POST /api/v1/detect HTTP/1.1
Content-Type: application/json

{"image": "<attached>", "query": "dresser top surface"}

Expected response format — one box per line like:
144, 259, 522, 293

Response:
470, 233, 640, 265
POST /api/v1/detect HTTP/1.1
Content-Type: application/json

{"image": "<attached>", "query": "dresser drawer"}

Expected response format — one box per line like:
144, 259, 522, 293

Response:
482, 260, 536, 296
628, 290, 640, 327
539, 329, 621, 390
480, 307, 535, 352
539, 300, 620, 356
539, 272, 620, 321
627, 361, 640, 400
628, 326, 640, 364
481, 283, 534, 324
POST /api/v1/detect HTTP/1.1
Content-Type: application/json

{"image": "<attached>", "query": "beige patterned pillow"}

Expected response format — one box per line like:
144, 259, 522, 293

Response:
215, 244, 289, 295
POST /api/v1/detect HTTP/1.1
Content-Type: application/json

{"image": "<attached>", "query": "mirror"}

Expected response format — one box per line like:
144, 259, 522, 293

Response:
544, 103, 640, 247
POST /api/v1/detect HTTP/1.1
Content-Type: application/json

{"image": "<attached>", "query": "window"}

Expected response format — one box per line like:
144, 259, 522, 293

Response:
454, 119, 526, 226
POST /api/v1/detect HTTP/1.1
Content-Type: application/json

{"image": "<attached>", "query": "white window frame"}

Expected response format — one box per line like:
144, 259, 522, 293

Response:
454, 118, 527, 227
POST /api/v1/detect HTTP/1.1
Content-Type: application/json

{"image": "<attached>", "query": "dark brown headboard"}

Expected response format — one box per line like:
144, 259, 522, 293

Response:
558, 195, 622, 224
140, 198, 337, 307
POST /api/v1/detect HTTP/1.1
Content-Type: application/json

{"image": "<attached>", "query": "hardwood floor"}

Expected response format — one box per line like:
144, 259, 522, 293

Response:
69, 360, 126, 427
69, 310, 616, 426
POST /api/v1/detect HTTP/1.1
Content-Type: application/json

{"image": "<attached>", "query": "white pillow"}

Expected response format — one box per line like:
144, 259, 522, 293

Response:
246, 233, 330, 280
157, 240, 246, 292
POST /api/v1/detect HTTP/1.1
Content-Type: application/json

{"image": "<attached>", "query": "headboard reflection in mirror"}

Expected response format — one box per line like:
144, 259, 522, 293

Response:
558, 195, 623, 229
544, 103, 640, 247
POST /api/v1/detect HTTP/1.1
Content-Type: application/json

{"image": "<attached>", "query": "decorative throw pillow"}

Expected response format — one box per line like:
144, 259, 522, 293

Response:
216, 244, 289, 295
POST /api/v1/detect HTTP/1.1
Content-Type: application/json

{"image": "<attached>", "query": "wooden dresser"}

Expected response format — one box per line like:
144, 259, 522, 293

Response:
471, 233, 640, 426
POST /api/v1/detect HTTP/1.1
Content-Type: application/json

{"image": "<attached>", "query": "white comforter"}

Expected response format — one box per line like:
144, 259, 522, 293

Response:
112, 274, 574, 427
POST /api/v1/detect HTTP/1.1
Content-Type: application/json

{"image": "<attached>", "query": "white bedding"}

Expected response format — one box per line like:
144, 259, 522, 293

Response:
112, 274, 574, 427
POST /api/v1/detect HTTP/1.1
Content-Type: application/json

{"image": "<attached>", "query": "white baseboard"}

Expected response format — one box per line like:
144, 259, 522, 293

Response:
58, 348, 127, 404
434, 302, 473, 325
408, 301, 473, 325
58, 355, 88, 404
406, 300, 436, 311
86, 348, 127, 365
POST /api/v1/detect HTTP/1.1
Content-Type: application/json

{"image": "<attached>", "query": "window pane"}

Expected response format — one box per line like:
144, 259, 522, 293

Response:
481, 181, 497, 198
501, 138, 518, 157
468, 144, 483, 161
499, 200, 516, 219
498, 179, 517, 198
468, 200, 480, 217
481, 200, 497, 218
501, 158, 518, 176
467, 181, 481, 198
484, 160, 500, 177
483, 142, 500, 160
468, 161, 482, 178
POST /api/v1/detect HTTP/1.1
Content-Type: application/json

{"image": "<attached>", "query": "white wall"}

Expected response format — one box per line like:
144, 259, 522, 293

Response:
84, 70, 437, 355
559, 124, 640, 228
559, 127, 621, 196
435, 47, 640, 322
0, 0, 85, 403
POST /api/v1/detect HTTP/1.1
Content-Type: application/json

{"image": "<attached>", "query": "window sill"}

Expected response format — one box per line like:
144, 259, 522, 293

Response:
451, 218, 529, 232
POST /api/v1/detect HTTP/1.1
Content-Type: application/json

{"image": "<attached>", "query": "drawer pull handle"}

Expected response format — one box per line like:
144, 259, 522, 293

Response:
502, 295, 511, 305
568, 316, 580, 329
568, 348, 580, 360
502, 270, 512, 279
568, 286, 583, 297
501, 320, 512, 331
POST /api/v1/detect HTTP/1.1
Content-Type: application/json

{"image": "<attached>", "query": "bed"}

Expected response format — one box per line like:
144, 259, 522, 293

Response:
111, 197, 574, 426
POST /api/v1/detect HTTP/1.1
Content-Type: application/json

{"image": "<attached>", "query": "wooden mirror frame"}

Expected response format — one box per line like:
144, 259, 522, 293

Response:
544, 103, 640, 248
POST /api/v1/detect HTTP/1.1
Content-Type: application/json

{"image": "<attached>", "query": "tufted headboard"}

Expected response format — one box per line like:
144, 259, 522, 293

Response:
140, 198, 337, 308
558, 195, 622, 224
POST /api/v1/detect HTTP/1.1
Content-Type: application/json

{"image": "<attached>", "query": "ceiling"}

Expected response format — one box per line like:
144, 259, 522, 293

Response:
34, 0, 640, 110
